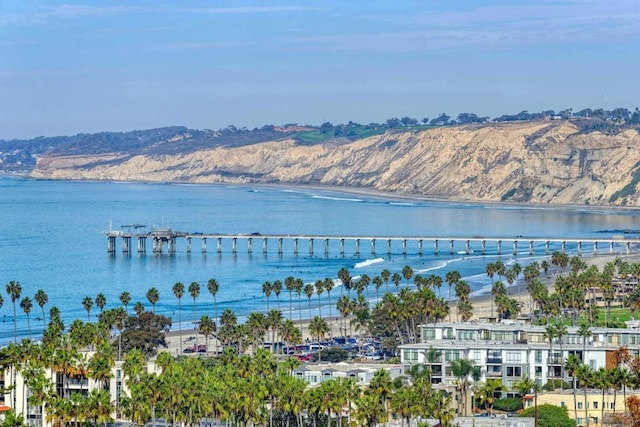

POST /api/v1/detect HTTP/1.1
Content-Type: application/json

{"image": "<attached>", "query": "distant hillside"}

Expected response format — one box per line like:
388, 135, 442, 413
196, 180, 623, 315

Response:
3, 118, 640, 206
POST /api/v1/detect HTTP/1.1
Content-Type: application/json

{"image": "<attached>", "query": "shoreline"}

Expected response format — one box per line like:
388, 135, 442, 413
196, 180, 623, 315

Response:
6, 174, 640, 211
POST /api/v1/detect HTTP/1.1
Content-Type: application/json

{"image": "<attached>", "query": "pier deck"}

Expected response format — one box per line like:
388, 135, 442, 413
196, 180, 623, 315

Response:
105, 229, 640, 257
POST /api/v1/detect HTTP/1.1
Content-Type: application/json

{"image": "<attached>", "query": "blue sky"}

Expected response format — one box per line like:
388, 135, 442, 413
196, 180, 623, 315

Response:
1, 0, 639, 139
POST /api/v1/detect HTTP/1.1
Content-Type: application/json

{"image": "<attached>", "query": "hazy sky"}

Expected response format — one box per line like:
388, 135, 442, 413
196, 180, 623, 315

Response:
1, 0, 639, 139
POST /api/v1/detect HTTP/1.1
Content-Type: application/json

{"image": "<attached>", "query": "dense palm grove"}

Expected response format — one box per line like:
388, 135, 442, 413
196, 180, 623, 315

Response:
3, 252, 640, 426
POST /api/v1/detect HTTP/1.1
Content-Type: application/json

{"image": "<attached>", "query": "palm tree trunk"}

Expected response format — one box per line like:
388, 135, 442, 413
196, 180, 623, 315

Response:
601, 389, 605, 424
584, 388, 589, 427
573, 377, 578, 422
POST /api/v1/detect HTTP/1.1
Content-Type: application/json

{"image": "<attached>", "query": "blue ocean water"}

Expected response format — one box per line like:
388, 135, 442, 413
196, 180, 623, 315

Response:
1, 177, 639, 344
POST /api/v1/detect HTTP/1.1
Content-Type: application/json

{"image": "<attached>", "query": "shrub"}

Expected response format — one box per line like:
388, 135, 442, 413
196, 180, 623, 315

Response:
542, 379, 570, 391
493, 397, 523, 412
313, 347, 349, 363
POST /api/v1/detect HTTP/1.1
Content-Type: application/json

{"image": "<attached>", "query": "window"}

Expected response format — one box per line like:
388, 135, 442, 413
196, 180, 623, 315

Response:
458, 330, 475, 340
445, 350, 460, 362
577, 402, 583, 409
506, 351, 521, 362
535, 350, 542, 363
506, 366, 522, 377
593, 401, 598, 409
473, 350, 482, 363
404, 350, 418, 362
423, 328, 435, 340
560, 401, 565, 408
443, 328, 454, 339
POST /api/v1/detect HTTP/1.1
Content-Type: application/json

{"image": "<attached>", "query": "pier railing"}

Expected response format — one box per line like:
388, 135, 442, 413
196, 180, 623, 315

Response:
105, 229, 640, 257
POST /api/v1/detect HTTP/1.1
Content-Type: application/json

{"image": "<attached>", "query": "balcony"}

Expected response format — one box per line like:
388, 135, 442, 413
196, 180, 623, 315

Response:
486, 358, 503, 364
548, 356, 564, 365
486, 371, 502, 377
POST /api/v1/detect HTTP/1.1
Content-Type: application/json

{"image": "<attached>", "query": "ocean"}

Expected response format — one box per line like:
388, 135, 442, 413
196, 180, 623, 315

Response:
1, 177, 639, 344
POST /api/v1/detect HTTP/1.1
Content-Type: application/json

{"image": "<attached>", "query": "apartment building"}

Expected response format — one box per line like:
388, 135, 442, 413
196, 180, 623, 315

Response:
0, 356, 161, 427
399, 321, 639, 392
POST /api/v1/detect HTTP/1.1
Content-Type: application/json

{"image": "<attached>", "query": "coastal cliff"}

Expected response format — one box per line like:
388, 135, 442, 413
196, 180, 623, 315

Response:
28, 120, 640, 206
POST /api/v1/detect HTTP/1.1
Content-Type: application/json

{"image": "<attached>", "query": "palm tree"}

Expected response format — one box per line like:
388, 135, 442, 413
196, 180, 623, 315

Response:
172, 281, 185, 354
478, 378, 504, 415
294, 278, 304, 323
34, 289, 48, 332
262, 281, 273, 311
95, 293, 107, 313
146, 287, 160, 313
369, 369, 393, 425
266, 309, 283, 353
594, 367, 611, 423
578, 322, 592, 359
207, 278, 219, 321
285, 276, 296, 320
381, 268, 391, 294
445, 270, 461, 305
189, 281, 201, 346
372, 276, 383, 300
401, 265, 413, 288
450, 359, 473, 416
556, 322, 568, 380
82, 296, 94, 322
246, 311, 267, 355
272, 279, 283, 310
308, 316, 328, 347
302, 283, 314, 319
6, 280, 23, 343
391, 273, 402, 293
113, 307, 127, 360
338, 267, 351, 296
133, 301, 145, 316
336, 295, 352, 338
119, 291, 131, 315
198, 314, 215, 356
544, 324, 558, 384
576, 364, 593, 427
324, 277, 335, 337
20, 296, 33, 339
314, 280, 324, 318
565, 354, 582, 422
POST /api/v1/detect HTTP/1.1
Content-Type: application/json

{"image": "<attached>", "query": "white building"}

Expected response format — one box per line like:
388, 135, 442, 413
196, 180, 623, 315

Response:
399, 321, 638, 392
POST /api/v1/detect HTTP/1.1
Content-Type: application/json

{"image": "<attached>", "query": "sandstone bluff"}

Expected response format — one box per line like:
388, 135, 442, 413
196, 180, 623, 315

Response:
30, 120, 640, 206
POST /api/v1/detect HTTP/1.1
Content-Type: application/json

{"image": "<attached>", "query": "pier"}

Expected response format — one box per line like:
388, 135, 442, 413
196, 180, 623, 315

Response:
105, 228, 640, 257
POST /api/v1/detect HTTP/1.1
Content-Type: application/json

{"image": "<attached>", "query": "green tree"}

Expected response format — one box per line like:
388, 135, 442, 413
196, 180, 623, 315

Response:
565, 353, 582, 421
120, 291, 131, 315
172, 282, 185, 354
450, 359, 473, 416
188, 281, 201, 347
34, 289, 48, 332
82, 296, 94, 322
6, 280, 22, 343
198, 314, 215, 357
146, 287, 160, 313
520, 404, 575, 427
95, 293, 107, 313
20, 296, 33, 339
262, 281, 273, 311
513, 376, 536, 412
207, 278, 219, 321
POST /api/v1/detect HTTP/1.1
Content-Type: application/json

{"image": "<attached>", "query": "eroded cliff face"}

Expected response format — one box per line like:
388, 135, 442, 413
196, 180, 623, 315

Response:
31, 120, 640, 206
